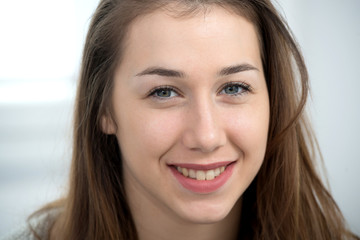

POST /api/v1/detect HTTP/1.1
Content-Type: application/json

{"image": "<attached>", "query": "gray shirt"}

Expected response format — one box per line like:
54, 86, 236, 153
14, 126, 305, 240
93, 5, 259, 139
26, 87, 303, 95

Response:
1, 208, 61, 240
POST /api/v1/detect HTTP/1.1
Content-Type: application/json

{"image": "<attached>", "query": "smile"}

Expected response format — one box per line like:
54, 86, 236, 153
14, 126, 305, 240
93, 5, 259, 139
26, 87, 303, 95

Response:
175, 166, 226, 180
169, 161, 236, 194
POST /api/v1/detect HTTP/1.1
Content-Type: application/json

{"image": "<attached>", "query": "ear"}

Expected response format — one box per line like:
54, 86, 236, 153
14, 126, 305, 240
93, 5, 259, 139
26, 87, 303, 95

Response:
101, 115, 116, 135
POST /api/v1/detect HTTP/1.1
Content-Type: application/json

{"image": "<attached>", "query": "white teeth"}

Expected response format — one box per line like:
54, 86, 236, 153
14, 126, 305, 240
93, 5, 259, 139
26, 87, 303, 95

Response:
196, 170, 206, 180
175, 166, 227, 180
189, 169, 196, 179
206, 170, 215, 180
214, 168, 221, 177
182, 168, 189, 177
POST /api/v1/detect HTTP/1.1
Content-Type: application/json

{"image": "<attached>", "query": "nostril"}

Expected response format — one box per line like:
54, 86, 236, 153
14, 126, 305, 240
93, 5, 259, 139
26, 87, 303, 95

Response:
182, 129, 226, 153
181, 103, 226, 152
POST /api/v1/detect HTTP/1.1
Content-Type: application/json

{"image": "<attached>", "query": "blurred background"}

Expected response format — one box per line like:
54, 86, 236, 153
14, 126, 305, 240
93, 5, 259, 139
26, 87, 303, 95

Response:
0, 0, 359, 236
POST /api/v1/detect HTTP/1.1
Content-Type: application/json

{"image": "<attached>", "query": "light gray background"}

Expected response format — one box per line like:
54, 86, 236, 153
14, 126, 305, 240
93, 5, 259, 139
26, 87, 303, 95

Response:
0, 0, 359, 236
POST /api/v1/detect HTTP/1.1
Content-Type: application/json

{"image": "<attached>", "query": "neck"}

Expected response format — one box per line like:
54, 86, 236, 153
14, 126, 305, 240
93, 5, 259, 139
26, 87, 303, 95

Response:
128, 191, 242, 240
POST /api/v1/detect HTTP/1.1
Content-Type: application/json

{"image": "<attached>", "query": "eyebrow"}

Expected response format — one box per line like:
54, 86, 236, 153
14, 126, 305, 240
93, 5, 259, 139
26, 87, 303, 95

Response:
136, 67, 185, 78
135, 63, 259, 78
218, 64, 259, 76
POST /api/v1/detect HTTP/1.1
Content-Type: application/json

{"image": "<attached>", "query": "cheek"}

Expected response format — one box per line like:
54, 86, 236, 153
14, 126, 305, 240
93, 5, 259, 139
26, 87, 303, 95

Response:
224, 102, 269, 197
228, 103, 269, 162
116, 109, 184, 163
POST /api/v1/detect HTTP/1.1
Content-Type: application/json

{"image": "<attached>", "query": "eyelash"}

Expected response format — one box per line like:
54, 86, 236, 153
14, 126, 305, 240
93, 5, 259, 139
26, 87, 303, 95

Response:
218, 81, 252, 96
147, 86, 180, 99
147, 82, 252, 99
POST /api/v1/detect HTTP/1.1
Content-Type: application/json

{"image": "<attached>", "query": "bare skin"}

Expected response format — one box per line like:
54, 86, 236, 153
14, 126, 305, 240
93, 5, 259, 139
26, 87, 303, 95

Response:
104, 6, 269, 240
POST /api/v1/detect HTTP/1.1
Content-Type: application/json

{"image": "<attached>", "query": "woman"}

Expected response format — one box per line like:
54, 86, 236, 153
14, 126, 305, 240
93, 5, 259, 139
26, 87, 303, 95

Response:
10, 0, 359, 239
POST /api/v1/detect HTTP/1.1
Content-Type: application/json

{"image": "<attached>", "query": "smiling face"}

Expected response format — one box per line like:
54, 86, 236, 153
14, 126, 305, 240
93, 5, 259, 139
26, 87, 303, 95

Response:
104, 6, 270, 224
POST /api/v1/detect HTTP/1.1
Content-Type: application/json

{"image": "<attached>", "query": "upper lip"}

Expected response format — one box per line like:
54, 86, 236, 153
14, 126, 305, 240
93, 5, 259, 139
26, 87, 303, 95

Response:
169, 161, 235, 170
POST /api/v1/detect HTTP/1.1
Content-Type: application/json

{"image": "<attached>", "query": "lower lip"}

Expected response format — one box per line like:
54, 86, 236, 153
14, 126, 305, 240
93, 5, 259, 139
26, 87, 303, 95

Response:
169, 162, 236, 194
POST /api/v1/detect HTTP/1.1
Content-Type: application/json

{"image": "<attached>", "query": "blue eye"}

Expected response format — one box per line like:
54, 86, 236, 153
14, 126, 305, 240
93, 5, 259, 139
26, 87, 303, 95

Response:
220, 82, 250, 96
150, 87, 179, 98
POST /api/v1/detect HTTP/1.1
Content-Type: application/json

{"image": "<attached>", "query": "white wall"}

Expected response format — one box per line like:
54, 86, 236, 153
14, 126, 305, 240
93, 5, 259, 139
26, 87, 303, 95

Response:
0, 0, 99, 235
277, 0, 360, 234
0, 0, 359, 236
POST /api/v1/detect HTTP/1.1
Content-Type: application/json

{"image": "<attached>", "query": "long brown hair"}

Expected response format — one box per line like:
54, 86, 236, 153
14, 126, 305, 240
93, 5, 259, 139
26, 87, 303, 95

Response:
34, 0, 358, 239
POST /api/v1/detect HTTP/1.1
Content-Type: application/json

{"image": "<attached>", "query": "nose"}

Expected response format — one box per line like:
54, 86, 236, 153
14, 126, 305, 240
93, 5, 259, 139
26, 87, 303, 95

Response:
182, 98, 226, 153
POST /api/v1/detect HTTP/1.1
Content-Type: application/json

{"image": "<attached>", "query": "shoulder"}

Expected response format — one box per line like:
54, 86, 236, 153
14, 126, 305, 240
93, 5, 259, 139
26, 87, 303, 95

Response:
1, 208, 62, 240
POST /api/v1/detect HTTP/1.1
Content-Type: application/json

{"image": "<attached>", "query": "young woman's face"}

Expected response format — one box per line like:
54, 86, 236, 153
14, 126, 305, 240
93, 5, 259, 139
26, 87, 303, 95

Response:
107, 7, 269, 223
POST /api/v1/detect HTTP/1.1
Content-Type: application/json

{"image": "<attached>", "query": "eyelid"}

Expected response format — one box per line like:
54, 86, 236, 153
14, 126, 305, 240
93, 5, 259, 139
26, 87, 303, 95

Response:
218, 81, 253, 95
146, 85, 182, 99
146, 81, 252, 99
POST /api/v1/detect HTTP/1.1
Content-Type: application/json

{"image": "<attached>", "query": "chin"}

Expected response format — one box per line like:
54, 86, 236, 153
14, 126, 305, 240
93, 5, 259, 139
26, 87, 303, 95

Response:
186, 214, 228, 224
175, 198, 237, 224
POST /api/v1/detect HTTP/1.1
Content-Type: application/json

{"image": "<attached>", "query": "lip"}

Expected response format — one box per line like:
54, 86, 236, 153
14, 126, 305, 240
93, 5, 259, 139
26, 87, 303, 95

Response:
169, 161, 236, 194
170, 161, 234, 170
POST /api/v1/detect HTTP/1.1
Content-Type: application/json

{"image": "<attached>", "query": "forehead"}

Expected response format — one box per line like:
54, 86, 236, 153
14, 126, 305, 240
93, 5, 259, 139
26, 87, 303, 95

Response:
118, 5, 262, 76
126, 5, 258, 45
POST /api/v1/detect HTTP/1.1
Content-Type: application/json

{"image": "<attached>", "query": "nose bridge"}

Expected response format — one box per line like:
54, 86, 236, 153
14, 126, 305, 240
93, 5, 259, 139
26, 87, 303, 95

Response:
182, 94, 226, 152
